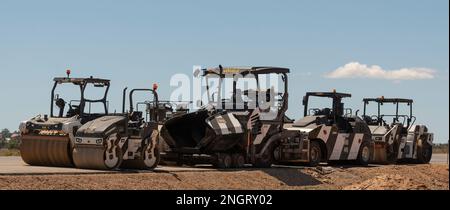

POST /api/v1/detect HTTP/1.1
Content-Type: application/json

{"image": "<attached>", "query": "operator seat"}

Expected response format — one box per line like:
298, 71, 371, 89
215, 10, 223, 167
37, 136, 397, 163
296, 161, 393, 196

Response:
55, 98, 66, 117
363, 115, 378, 126
258, 88, 276, 112
336, 116, 353, 133
319, 108, 331, 116
128, 111, 143, 128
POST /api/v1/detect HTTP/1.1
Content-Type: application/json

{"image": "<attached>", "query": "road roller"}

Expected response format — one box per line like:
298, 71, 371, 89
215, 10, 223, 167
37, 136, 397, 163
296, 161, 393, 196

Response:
362, 97, 434, 164
19, 70, 111, 167
72, 85, 161, 170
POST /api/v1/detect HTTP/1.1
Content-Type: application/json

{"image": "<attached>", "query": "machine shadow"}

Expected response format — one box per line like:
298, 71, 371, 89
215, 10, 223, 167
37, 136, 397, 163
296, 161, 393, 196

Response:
259, 168, 322, 187
205, 166, 323, 187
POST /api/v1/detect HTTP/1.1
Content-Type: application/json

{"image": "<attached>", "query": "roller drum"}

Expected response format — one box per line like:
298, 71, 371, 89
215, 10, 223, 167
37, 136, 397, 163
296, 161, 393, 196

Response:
20, 135, 73, 167
72, 134, 123, 170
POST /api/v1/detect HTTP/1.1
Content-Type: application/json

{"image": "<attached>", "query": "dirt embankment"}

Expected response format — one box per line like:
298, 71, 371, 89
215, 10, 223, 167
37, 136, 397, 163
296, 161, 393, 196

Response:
0, 164, 448, 190
336, 164, 448, 190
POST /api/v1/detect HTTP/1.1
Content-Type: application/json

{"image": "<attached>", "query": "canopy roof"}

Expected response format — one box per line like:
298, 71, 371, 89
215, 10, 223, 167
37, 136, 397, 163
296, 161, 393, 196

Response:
203, 66, 290, 77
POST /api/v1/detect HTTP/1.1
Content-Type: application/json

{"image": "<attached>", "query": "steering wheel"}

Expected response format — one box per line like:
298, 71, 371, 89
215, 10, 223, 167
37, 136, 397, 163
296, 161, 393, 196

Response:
372, 115, 388, 125
380, 115, 389, 126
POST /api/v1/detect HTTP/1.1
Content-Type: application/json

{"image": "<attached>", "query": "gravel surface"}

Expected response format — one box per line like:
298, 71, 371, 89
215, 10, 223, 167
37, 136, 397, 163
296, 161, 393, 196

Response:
0, 164, 448, 190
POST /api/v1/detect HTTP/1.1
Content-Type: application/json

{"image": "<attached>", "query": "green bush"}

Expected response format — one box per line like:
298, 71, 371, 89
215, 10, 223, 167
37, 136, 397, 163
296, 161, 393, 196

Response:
7, 139, 20, 150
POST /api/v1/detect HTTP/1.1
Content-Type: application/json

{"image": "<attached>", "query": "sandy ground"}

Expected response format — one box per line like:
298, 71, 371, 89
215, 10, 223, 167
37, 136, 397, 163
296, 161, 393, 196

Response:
0, 163, 448, 190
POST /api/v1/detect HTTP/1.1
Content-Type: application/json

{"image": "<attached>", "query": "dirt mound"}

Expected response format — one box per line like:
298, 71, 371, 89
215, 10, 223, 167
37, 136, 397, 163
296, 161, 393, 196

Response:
344, 174, 429, 190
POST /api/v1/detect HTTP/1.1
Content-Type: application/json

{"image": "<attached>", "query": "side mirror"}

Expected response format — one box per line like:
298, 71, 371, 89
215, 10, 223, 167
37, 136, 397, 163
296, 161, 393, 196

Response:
302, 96, 307, 106
355, 109, 360, 116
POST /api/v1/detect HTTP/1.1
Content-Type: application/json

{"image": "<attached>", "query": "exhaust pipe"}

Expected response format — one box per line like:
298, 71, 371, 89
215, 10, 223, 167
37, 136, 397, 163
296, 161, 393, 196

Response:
122, 87, 128, 113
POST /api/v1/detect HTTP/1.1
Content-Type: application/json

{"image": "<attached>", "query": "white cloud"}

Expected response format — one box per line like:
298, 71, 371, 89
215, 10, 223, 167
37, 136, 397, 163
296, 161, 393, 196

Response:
325, 62, 436, 80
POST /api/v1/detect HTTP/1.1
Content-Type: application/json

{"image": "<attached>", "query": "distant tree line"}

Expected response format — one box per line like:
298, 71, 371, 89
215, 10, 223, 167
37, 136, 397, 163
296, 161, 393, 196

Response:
433, 142, 449, 154
0, 128, 20, 149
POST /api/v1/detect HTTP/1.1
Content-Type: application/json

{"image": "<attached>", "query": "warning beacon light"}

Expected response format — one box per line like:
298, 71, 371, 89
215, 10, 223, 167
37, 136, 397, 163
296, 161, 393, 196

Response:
153, 83, 158, 91
66, 69, 71, 78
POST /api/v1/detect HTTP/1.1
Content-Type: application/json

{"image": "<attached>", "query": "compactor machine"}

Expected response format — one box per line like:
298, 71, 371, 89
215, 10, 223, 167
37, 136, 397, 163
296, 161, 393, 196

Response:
362, 97, 433, 164
19, 70, 111, 167
72, 85, 161, 170
279, 91, 373, 166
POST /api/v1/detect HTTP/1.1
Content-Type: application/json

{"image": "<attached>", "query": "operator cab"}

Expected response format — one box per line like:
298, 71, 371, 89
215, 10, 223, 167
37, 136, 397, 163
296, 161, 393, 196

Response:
362, 97, 415, 135
202, 66, 289, 123
51, 71, 110, 124
124, 87, 159, 126
294, 91, 368, 133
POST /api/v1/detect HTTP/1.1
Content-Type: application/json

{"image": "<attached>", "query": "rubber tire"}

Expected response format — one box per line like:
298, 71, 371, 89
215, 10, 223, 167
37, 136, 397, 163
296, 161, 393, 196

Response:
175, 154, 184, 166
144, 146, 160, 169
231, 153, 246, 168
357, 141, 371, 166
308, 141, 322, 167
216, 153, 232, 169
417, 140, 432, 164
386, 143, 398, 164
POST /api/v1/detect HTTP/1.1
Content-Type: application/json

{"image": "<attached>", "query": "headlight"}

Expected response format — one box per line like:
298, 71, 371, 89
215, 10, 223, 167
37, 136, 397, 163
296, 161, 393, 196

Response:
75, 138, 82, 143
96, 139, 103, 144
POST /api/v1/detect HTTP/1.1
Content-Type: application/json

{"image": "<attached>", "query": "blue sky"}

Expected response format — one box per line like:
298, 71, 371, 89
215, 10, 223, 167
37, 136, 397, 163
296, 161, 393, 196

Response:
0, 0, 448, 143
